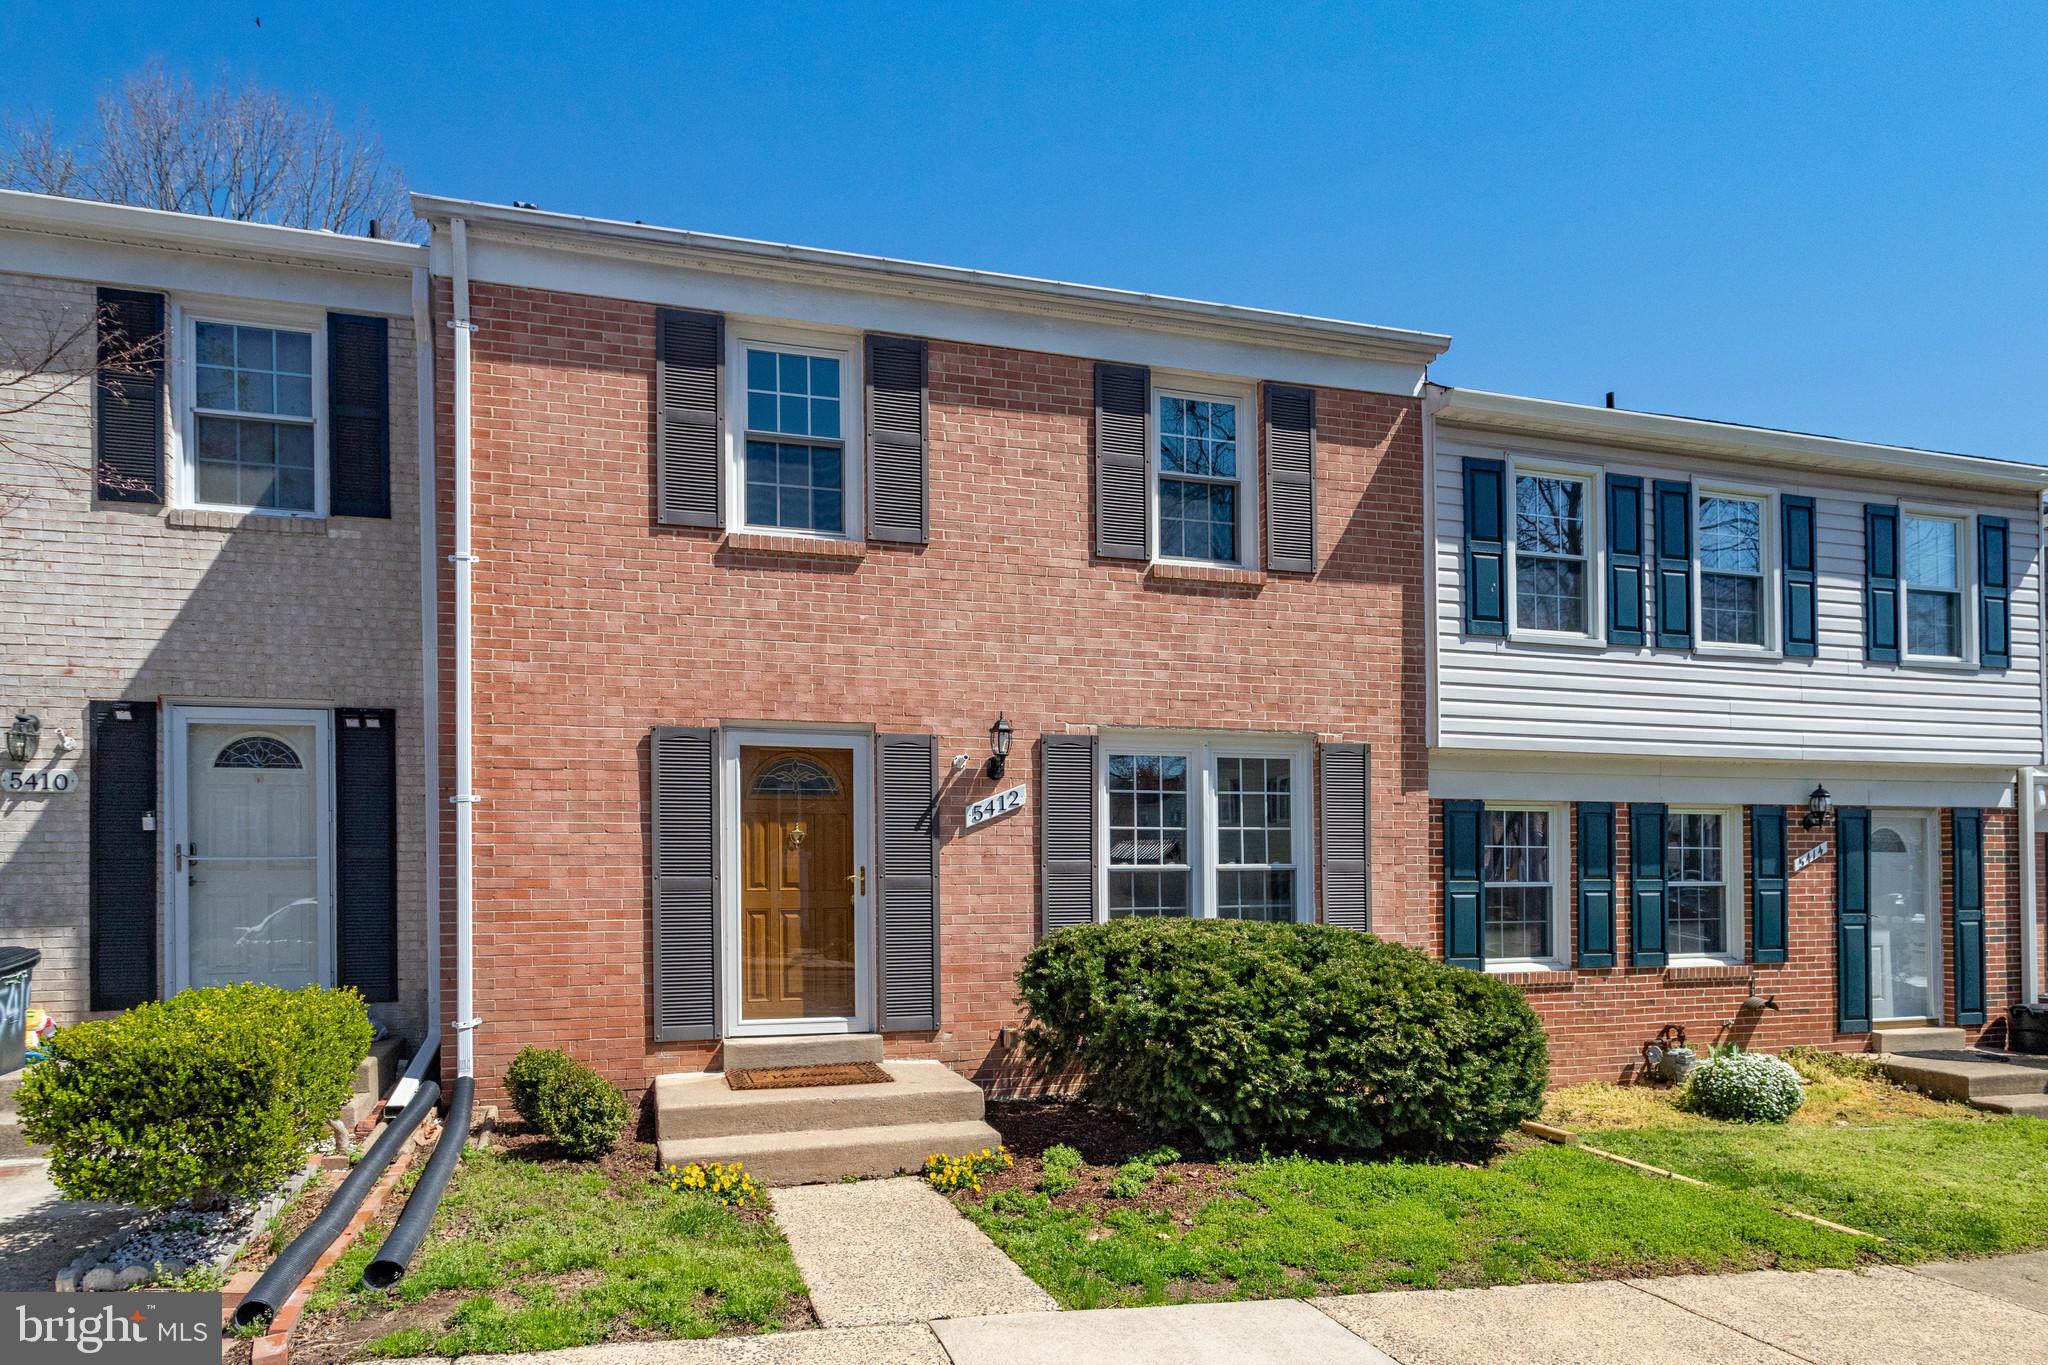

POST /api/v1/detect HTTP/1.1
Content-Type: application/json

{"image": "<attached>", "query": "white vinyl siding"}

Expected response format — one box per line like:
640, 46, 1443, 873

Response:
1434, 435, 2044, 765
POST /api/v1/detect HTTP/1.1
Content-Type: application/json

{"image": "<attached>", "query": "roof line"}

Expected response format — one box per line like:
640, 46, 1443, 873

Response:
0, 189, 423, 271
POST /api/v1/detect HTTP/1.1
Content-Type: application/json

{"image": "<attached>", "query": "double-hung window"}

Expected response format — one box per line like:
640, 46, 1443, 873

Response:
184, 315, 323, 515
1155, 384, 1254, 567
1101, 736, 1308, 921
1666, 809, 1740, 960
1510, 467, 1594, 637
734, 331, 858, 538
1481, 805, 1565, 966
1903, 512, 1966, 660
1697, 491, 1768, 647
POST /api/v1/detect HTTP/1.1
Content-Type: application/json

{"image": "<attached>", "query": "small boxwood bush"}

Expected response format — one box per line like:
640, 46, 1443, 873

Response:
503, 1046, 628, 1158
18, 984, 371, 1209
1018, 919, 1548, 1156
1684, 1048, 1805, 1122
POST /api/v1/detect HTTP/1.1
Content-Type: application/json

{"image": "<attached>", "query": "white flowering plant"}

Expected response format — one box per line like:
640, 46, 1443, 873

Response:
1682, 1046, 1805, 1123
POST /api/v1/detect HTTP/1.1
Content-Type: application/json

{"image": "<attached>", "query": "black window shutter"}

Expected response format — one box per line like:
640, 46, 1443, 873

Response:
1605, 475, 1644, 646
1318, 743, 1369, 930
95, 288, 165, 503
877, 734, 939, 1030
1576, 801, 1616, 968
1979, 517, 2011, 669
1953, 807, 1986, 1027
1461, 458, 1507, 637
1442, 799, 1484, 969
1835, 806, 1872, 1031
1751, 805, 1789, 964
327, 313, 391, 518
655, 309, 724, 528
1864, 505, 1900, 663
651, 727, 718, 1040
1094, 363, 1149, 560
334, 708, 398, 1001
1264, 383, 1316, 573
1652, 481, 1693, 649
1782, 496, 1818, 658
866, 336, 929, 544
89, 700, 158, 1010
1629, 802, 1668, 966
1040, 734, 1097, 934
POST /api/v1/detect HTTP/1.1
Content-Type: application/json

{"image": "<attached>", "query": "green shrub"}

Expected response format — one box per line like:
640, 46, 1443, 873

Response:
17, 984, 371, 1209
504, 1047, 629, 1158
1684, 1048, 1805, 1122
1017, 919, 1548, 1156
1038, 1143, 1083, 1196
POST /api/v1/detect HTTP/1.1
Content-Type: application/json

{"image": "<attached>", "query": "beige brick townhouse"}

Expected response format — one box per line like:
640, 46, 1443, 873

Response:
0, 191, 436, 1056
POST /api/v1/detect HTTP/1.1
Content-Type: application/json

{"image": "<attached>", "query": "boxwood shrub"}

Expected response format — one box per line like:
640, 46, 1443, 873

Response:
17, 984, 372, 1209
1017, 918, 1548, 1155
503, 1046, 629, 1158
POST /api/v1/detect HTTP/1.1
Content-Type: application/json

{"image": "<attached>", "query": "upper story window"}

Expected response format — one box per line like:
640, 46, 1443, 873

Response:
1903, 513, 1965, 659
1666, 808, 1741, 961
185, 317, 322, 515
742, 343, 847, 535
1154, 385, 1255, 568
1513, 472, 1591, 635
1698, 492, 1766, 646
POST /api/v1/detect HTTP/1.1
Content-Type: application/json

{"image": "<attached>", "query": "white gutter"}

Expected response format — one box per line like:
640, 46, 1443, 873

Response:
2024, 768, 2042, 1007
449, 218, 480, 1080
388, 265, 442, 1112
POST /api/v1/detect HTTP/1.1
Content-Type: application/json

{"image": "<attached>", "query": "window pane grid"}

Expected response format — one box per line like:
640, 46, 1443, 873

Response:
1699, 496, 1764, 645
1514, 475, 1588, 633
1482, 809, 1552, 961
1159, 395, 1240, 564
191, 321, 316, 513
1215, 756, 1295, 922
1664, 812, 1727, 956
742, 346, 845, 534
1108, 754, 1190, 919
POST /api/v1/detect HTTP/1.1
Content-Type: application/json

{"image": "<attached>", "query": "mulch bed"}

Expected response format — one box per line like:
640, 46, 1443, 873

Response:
971, 1100, 1241, 1223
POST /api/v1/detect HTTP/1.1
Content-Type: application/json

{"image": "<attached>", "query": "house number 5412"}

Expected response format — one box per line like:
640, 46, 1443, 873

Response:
4, 770, 75, 793
965, 784, 1028, 829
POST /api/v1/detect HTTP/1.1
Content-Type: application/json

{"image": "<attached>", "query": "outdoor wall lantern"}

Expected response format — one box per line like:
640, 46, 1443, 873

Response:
6, 713, 40, 764
1802, 784, 1834, 830
986, 714, 1013, 779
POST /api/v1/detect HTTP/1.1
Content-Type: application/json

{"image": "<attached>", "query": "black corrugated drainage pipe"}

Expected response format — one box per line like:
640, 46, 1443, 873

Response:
230, 1081, 439, 1331
361, 1075, 473, 1289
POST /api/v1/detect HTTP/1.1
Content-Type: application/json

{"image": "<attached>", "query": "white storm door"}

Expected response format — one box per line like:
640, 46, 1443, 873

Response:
170, 708, 334, 992
1869, 810, 1937, 1023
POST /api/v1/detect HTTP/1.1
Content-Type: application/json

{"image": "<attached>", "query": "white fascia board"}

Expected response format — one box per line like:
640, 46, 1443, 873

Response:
1433, 386, 2048, 496
0, 189, 421, 271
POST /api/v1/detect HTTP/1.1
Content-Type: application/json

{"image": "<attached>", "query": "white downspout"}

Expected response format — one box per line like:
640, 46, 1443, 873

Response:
389, 264, 442, 1111
449, 218, 480, 1080
2023, 767, 2041, 1007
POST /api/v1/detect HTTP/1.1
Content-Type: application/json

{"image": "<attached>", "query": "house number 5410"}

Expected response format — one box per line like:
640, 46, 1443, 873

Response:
4, 770, 75, 793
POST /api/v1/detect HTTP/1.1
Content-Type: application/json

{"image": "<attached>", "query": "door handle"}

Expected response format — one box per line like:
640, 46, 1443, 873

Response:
847, 866, 866, 896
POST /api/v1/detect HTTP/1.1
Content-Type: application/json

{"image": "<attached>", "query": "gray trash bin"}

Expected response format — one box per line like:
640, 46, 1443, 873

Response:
0, 947, 42, 1076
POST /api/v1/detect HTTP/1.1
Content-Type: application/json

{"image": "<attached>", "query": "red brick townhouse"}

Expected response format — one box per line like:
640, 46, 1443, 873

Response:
1426, 389, 2048, 1082
412, 196, 1451, 1101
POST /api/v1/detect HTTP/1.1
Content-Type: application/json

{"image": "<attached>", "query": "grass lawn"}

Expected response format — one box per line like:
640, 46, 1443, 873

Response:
294, 1135, 809, 1361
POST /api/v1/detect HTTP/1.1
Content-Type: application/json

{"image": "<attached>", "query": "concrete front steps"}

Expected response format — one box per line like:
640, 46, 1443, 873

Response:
654, 1034, 1001, 1185
1876, 1028, 2048, 1117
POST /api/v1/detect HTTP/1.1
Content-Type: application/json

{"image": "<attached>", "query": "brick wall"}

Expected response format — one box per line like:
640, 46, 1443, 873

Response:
0, 271, 427, 1038
435, 279, 1432, 1101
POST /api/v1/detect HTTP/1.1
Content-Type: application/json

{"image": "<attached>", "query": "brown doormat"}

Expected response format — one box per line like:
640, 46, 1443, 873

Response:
725, 1061, 893, 1091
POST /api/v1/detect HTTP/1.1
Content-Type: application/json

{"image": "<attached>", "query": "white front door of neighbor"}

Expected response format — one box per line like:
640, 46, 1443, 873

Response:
1869, 810, 1939, 1024
170, 707, 334, 993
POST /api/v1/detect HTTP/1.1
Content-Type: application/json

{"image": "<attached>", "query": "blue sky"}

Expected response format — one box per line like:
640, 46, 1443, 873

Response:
11, 3, 2044, 459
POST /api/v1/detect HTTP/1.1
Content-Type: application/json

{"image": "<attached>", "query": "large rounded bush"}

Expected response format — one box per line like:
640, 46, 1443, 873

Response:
1684, 1049, 1804, 1122
1017, 919, 1548, 1155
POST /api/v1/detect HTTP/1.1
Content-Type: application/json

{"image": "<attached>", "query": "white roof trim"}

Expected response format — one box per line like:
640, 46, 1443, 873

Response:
0, 189, 423, 274
1431, 386, 2048, 494
410, 194, 1451, 368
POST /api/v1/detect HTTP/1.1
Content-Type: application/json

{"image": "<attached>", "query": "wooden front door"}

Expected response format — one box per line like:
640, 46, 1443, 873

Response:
739, 746, 857, 1020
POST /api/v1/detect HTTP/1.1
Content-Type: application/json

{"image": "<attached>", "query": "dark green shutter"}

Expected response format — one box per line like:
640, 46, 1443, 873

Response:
877, 734, 939, 1030
655, 309, 724, 528
1836, 806, 1872, 1032
94, 288, 165, 503
1979, 517, 2011, 669
1462, 458, 1507, 637
1443, 799, 1484, 969
1782, 496, 1817, 658
335, 709, 398, 1001
1751, 805, 1789, 964
328, 313, 391, 518
1040, 734, 1097, 933
866, 336, 929, 544
1605, 475, 1644, 646
651, 727, 718, 1039
1318, 743, 1369, 930
1864, 506, 1900, 663
1630, 802, 1668, 966
1264, 383, 1316, 573
1953, 808, 1986, 1027
1094, 363, 1150, 559
1652, 481, 1692, 649
89, 700, 158, 1010
1576, 801, 1616, 968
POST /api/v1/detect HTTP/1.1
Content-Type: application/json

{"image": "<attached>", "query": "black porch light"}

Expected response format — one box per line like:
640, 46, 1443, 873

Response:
987, 714, 1013, 779
6, 713, 40, 764
1802, 784, 1834, 830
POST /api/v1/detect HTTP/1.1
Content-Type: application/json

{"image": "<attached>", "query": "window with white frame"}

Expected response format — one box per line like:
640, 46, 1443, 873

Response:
1903, 513, 1965, 659
1512, 471, 1592, 634
1101, 738, 1308, 921
1698, 492, 1767, 646
737, 338, 852, 536
185, 318, 321, 514
1481, 806, 1565, 964
1155, 387, 1252, 566
1666, 809, 1739, 959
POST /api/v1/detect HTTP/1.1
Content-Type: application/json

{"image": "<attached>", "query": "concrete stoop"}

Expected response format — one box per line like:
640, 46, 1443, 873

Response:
654, 1037, 1001, 1184
1880, 1044, 2048, 1117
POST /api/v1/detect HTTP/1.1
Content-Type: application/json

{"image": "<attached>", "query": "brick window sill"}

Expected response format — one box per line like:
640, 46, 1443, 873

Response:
167, 508, 329, 535
1664, 963, 1753, 985
1488, 967, 1577, 990
1145, 561, 1266, 590
721, 531, 867, 561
